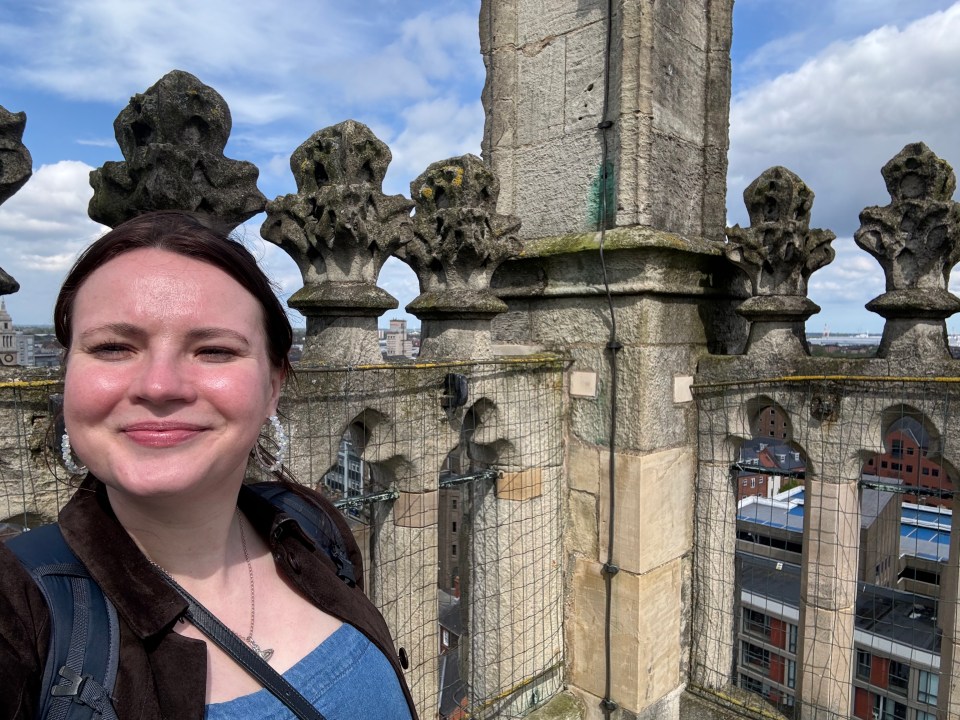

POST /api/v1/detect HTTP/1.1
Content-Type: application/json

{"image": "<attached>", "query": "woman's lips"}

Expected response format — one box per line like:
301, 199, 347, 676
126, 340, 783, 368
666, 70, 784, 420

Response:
121, 423, 206, 447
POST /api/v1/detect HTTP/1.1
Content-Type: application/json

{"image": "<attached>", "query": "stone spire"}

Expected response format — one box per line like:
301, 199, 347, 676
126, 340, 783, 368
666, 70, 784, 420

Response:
398, 154, 521, 360
725, 166, 835, 358
855, 142, 960, 359
0, 105, 32, 296
261, 120, 413, 365
88, 70, 266, 229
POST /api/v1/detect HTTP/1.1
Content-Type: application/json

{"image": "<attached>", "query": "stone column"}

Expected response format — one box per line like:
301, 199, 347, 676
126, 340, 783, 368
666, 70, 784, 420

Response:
725, 166, 835, 359
398, 155, 520, 360
462, 368, 565, 715
88, 70, 265, 229
0, 105, 32, 296
794, 392, 861, 720
854, 143, 960, 360
262, 121, 413, 365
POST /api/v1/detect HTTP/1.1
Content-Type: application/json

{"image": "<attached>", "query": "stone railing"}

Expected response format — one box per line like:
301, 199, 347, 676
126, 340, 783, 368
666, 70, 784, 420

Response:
692, 142, 960, 720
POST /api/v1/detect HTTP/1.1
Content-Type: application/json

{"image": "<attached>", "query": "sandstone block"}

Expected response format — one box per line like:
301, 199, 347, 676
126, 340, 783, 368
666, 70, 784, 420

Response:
570, 558, 683, 713
598, 447, 694, 575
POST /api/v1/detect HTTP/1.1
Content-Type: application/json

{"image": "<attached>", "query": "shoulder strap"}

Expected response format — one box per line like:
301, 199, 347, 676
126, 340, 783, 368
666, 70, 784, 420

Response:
247, 483, 357, 587
6, 525, 120, 720
155, 568, 328, 720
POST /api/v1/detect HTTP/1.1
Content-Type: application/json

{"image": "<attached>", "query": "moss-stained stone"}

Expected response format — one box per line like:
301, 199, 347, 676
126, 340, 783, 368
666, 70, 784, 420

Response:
525, 691, 585, 720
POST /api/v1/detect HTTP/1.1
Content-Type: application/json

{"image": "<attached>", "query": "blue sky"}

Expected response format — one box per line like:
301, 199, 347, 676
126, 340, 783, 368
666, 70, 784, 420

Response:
1, 1, 960, 334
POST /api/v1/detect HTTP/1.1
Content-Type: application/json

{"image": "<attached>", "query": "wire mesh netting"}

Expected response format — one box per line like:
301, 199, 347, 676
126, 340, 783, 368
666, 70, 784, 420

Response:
0, 360, 565, 719
693, 377, 956, 720
283, 359, 566, 718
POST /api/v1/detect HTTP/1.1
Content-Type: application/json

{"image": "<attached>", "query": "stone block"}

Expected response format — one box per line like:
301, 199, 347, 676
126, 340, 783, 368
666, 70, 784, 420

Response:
648, 134, 706, 239
516, 0, 604, 47
512, 131, 603, 238
567, 488, 599, 560
563, 20, 606, 135
598, 447, 694, 576
516, 35, 567, 146
568, 440, 601, 494
393, 490, 439, 528
650, 13, 707, 145
618, 345, 699, 452
498, 468, 543, 500
570, 558, 683, 714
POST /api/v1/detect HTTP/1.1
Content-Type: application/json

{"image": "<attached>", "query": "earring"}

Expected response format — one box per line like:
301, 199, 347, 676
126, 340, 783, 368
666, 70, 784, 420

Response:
60, 432, 88, 478
254, 415, 288, 473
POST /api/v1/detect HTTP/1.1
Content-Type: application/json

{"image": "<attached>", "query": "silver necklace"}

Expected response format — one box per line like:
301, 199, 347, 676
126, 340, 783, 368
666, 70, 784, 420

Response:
148, 509, 273, 662
236, 510, 274, 661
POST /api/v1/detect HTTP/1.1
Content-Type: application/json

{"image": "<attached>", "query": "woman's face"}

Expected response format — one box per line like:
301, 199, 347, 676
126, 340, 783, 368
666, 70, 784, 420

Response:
63, 248, 283, 503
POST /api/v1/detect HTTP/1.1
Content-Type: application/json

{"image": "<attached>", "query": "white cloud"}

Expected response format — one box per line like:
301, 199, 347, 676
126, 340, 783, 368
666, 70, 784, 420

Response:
729, 3, 960, 241
383, 97, 485, 195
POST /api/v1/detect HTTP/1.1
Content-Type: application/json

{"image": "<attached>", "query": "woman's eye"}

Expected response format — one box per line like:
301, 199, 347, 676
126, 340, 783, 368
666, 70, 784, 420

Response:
89, 343, 132, 359
197, 347, 237, 361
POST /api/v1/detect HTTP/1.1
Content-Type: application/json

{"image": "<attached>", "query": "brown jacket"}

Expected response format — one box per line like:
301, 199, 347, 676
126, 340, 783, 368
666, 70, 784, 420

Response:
0, 479, 418, 719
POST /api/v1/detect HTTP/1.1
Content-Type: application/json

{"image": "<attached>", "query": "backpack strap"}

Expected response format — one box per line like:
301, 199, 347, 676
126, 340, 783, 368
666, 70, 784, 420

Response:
246, 483, 358, 587
6, 524, 120, 720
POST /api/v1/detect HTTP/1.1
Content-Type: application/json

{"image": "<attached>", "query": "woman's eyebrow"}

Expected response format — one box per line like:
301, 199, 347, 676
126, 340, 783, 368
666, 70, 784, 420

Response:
186, 327, 251, 347
77, 322, 144, 342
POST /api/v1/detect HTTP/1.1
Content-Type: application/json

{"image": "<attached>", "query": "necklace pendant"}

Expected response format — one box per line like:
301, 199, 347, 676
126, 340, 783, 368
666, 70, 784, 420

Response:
247, 637, 274, 661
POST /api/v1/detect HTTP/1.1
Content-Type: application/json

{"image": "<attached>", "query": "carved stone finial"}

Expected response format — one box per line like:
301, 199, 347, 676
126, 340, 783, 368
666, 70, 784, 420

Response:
855, 143, 960, 359
725, 167, 835, 357
398, 154, 521, 359
0, 105, 32, 295
88, 70, 266, 229
262, 121, 413, 364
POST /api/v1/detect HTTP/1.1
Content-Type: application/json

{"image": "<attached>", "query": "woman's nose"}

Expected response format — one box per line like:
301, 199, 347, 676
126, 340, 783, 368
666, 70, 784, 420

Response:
130, 353, 197, 404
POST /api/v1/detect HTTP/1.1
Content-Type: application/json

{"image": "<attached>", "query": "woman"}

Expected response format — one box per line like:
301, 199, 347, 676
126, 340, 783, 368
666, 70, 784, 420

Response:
0, 211, 417, 719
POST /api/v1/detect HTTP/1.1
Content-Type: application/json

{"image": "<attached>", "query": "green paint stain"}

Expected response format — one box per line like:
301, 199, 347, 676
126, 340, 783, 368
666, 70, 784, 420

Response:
588, 161, 616, 229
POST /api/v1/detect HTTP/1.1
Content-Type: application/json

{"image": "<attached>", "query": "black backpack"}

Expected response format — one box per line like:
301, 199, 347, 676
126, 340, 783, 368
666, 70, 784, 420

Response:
5, 482, 357, 720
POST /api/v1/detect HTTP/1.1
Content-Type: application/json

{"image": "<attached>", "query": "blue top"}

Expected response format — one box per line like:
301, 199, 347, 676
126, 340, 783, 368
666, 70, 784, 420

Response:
204, 624, 412, 720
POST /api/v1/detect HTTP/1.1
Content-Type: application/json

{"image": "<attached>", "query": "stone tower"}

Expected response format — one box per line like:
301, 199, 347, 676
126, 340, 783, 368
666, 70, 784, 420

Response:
481, 2, 737, 719
481, 0, 732, 241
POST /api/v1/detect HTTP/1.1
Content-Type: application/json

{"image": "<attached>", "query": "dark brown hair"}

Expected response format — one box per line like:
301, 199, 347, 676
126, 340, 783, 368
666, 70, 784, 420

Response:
54, 211, 293, 377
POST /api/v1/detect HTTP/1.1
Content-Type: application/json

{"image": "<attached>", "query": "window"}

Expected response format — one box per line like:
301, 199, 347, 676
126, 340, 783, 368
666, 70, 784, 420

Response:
786, 659, 796, 689
923, 467, 930, 476
917, 670, 938, 705
892, 439, 903, 457
742, 641, 770, 671
873, 696, 906, 720
888, 660, 909, 695
751, 478, 756, 488
932, 468, 940, 477
907, 446, 915, 455
906, 465, 913, 472
740, 674, 763, 694
788, 623, 797, 653
891, 462, 901, 472
451, 544, 457, 557
856, 650, 871, 680
452, 521, 457, 533
881, 461, 889, 469
742, 478, 748, 487
916, 712, 935, 720
452, 499, 457, 509
743, 609, 771, 639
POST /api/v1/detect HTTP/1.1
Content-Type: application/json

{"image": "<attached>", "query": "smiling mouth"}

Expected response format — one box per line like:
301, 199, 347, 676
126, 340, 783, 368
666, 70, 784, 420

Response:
122, 425, 206, 448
